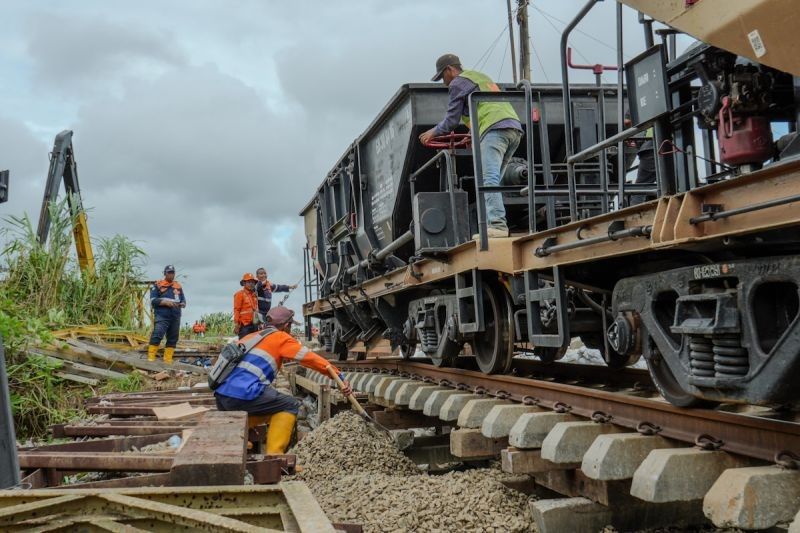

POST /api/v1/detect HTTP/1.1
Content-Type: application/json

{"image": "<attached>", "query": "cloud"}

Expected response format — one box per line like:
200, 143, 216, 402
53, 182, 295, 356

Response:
25, 12, 186, 91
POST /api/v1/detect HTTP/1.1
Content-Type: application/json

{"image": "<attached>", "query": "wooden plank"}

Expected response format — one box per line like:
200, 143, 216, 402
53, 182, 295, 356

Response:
61, 425, 193, 437
31, 349, 129, 379
152, 402, 210, 421
22, 433, 178, 453
449, 428, 507, 459
50, 473, 172, 490
63, 339, 203, 374
280, 481, 337, 533
17, 452, 174, 472
169, 411, 247, 486
372, 409, 455, 429
54, 372, 98, 386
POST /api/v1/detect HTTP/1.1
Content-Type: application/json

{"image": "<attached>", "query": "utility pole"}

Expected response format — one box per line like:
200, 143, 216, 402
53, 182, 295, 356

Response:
517, 0, 531, 81
506, 0, 518, 83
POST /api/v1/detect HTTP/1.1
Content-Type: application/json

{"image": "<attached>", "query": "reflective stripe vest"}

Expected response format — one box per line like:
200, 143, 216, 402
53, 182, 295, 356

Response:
233, 288, 258, 326
214, 329, 339, 401
458, 70, 520, 137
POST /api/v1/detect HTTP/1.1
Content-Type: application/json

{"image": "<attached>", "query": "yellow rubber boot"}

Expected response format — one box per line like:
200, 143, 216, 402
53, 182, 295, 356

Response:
147, 345, 158, 362
266, 412, 297, 454
163, 347, 175, 365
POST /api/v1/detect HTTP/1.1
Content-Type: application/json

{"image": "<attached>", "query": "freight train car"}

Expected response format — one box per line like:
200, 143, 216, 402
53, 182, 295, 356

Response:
302, 2, 800, 408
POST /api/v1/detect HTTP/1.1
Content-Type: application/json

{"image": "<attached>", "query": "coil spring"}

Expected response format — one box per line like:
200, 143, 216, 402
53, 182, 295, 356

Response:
713, 334, 749, 377
688, 334, 749, 378
420, 327, 438, 353
688, 335, 715, 377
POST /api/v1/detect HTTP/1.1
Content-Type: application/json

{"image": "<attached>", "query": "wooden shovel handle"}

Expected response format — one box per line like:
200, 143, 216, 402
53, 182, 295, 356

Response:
326, 366, 367, 416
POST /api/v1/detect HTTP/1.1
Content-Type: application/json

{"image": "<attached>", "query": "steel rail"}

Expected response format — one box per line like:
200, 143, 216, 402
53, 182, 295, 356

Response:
340, 359, 800, 463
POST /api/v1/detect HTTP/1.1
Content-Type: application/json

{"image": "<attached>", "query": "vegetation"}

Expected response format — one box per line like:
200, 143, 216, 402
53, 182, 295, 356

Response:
1, 198, 149, 439
198, 311, 234, 337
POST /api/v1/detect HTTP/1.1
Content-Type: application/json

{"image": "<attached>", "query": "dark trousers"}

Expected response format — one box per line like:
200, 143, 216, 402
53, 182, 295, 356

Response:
238, 323, 258, 339
215, 386, 300, 415
149, 318, 180, 348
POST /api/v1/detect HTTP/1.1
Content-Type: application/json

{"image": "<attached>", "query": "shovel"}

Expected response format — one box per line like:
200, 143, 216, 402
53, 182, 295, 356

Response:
326, 367, 399, 441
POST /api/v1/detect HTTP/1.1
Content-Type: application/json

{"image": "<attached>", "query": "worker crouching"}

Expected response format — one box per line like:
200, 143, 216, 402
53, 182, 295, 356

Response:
214, 306, 352, 454
147, 265, 186, 364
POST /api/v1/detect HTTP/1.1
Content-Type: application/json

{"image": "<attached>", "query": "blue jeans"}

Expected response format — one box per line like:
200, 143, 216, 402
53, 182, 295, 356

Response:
480, 128, 522, 230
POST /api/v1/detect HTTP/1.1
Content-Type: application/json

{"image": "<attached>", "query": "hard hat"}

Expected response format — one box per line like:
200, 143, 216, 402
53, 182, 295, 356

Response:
164, 264, 176, 273
267, 306, 300, 326
240, 272, 256, 285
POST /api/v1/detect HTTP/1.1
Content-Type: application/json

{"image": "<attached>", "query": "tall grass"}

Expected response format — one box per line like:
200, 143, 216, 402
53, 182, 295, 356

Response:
199, 311, 234, 337
2, 197, 147, 332
1, 198, 149, 439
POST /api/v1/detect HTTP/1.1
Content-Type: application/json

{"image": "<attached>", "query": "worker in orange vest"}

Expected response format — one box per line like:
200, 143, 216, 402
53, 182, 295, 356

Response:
214, 306, 352, 454
199, 320, 207, 337
233, 273, 260, 339
192, 321, 202, 337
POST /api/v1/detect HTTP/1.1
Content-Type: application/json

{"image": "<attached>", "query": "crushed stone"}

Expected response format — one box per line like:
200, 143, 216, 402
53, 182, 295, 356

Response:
290, 411, 535, 532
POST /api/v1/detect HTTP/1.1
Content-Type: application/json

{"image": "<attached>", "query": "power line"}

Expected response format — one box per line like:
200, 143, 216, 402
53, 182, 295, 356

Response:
530, 38, 550, 82
533, 6, 593, 66
531, 4, 634, 61
497, 36, 509, 80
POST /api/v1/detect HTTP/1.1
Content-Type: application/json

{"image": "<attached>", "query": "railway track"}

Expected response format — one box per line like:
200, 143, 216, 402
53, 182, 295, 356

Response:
304, 355, 800, 530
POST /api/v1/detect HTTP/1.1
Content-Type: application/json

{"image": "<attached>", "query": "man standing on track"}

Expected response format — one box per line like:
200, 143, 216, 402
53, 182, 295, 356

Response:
147, 265, 186, 364
420, 53, 523, 239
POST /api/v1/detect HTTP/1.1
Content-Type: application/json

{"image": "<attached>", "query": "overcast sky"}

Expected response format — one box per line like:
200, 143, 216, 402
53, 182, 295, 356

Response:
0, 0, 650, 324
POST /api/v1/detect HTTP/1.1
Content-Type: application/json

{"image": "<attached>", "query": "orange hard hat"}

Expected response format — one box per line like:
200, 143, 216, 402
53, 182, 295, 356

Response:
240, 272, 256, 285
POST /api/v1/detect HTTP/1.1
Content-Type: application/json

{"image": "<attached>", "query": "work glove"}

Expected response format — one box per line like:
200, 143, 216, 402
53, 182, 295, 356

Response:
233, 323, 240, 335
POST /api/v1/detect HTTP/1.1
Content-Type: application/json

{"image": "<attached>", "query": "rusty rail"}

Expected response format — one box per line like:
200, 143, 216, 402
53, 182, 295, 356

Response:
341, 359, 800, 462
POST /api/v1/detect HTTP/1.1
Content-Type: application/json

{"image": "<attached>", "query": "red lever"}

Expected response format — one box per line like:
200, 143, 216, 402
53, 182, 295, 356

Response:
567, 48, 618, 75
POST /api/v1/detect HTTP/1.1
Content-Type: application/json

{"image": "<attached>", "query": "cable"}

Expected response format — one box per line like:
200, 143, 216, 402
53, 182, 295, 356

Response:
531, 4, 632, 61
497, 38, 509, 80
533, 9, 594, 66
474, 26, 509, 72
530, 37, 550, 82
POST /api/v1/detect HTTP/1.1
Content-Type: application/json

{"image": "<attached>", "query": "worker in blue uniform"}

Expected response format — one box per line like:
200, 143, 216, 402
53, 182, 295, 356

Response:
147, 265, 186, 364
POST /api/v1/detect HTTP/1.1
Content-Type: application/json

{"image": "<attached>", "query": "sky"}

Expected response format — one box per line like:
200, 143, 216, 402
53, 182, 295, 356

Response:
0, 0, 652, 324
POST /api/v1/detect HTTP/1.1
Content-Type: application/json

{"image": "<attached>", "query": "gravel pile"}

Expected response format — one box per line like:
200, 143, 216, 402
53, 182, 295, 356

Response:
291, 412, 535, 532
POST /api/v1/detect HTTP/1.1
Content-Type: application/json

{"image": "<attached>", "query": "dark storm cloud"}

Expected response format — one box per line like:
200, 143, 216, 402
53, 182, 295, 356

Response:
72, 64, 309, 218
26, 12, 186, 89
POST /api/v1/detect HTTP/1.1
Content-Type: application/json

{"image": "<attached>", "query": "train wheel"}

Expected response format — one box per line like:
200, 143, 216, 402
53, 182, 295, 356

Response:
646, 349, 708, 408
471, 282, 514, 374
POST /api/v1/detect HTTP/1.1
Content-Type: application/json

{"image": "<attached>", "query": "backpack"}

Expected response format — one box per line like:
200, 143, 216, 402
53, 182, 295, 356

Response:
208, 327, 277, 390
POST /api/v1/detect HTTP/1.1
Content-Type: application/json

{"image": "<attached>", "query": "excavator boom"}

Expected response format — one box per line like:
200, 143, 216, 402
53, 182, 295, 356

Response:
619, 0, 800, 76
37, 130, 95, 274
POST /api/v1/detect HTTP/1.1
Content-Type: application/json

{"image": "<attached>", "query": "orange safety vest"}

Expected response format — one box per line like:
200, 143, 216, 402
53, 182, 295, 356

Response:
233, 288, 259, 326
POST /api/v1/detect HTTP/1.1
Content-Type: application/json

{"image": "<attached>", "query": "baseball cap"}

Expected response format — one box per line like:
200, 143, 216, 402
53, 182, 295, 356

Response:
432, 53, 461, 81
267, 306, 301, 326
163, 265, 176, 273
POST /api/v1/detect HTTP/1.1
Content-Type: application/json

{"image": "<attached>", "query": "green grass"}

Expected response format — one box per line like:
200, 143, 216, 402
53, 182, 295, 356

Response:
1, 197, 150, 439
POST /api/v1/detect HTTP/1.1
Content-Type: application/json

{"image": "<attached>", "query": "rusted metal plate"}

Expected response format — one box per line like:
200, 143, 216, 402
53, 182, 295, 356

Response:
0, 484, 335, 532
341, 360, 800, 462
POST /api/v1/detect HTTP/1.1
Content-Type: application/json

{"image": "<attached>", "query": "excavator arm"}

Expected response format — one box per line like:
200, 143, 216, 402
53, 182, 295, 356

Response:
37, 130, 95, 275
619, 0, 800, 76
